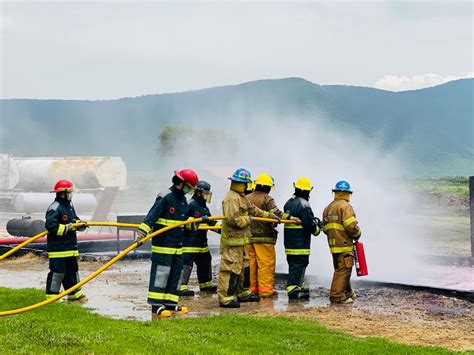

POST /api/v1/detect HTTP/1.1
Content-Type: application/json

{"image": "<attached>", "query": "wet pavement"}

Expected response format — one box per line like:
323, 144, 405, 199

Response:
1, 256, 473, 350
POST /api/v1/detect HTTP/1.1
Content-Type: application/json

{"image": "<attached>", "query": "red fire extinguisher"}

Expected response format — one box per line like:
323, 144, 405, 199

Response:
354, 241, 368, 277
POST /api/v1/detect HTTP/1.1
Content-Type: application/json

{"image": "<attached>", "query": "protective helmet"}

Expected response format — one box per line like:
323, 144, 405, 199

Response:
228, 168, 251, 183
294, 177, 312, 191
175, 169, 199, 187
332, 180, 352, 193
50, 180, 74, 193
255, 174, 274, 187
196, 180, 211, 192
196, 180, 212, 203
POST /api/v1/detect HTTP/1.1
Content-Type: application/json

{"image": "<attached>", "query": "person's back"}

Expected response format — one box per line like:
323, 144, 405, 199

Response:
283, 177, 320, 299
246, 174, 295, 298
322, 180, 361, 304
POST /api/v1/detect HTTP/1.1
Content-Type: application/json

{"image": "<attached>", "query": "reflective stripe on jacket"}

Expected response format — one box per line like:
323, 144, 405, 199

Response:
183, 195, 216, 249
221, 190, 270, 247
45, 198, 79, 254
246, 191, 289, 244
322, 198, 361, 253
139, 186, 188, 255
283, 195, 317, 254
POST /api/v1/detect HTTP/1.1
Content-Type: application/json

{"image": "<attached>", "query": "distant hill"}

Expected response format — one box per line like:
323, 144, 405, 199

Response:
1, 78, 472, 176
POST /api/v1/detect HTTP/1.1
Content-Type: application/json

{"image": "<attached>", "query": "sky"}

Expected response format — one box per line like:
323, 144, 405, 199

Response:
0, 0, 472, 99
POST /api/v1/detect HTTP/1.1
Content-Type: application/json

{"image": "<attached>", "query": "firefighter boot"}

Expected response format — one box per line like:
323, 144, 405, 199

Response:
220, 300, 240, 308
151, 305, 172, 319
179, 289, 195, 297
200, 285, 217, 293
68, 291, 88, 303
238, 294, 260, 302
288, 290, 310, 300
166, 305, 188, 315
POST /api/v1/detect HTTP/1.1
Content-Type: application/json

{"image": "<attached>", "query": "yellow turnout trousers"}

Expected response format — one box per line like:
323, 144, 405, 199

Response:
248, 243, 276, 297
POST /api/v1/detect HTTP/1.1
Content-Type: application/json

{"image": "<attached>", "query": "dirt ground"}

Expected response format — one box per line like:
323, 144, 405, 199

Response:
0, 255, 472, 351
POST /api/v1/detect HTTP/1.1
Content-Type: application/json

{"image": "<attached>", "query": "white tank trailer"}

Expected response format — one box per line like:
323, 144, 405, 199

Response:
0, 155, 127, 213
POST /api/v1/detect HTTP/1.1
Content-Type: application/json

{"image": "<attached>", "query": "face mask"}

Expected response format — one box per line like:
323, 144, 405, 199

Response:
66, 192, 73, 201
183, 186, 193, 195
203, 191, 213, 204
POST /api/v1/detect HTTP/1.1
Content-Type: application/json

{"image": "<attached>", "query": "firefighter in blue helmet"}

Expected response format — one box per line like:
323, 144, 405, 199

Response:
217, 168, 281, 308
178, 180, 217, 296
134, 169, 199, 319
322, 180, 362, 304
283, 177, 321, 299
45, 180, 88, 301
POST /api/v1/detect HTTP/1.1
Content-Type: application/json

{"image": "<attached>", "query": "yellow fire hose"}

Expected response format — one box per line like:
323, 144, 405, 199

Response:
0, 222, 222, 261
0, 216, 295, 316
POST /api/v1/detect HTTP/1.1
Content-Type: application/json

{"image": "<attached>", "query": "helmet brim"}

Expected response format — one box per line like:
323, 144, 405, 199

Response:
228, 177, 249, 183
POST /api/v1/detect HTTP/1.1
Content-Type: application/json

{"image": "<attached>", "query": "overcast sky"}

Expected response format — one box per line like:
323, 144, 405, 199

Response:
0, 1, 472, 99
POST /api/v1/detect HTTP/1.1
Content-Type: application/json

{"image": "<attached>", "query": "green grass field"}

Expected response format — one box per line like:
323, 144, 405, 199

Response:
409, 176, 469, 197
0, 288, 455, 354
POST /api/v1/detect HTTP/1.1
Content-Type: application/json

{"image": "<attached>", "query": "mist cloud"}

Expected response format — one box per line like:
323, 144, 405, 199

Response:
374, 72, 474, 91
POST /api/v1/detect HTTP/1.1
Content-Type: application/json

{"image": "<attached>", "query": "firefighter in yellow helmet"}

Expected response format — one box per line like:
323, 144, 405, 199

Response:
322, 180, 361, 304
217, 168, 281, 308
283, 177, 321, 299
247, 174, 300, 297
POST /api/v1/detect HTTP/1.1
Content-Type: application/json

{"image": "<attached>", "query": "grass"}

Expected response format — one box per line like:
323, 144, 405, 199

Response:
0, 288, 456, 354
409, 176, 469, 197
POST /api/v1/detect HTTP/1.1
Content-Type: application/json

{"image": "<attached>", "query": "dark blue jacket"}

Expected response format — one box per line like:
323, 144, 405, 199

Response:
140, 185, 188, 251
183, 195, 216, 248
45, 197, 79, 253
283, 196, 317, 250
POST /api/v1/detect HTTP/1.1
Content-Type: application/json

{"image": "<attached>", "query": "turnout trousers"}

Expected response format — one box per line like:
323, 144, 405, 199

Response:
217, 245, 252, 305
330, 252, 354, 302
45, 256, 84, 300
286, 254, 309, 294
248, 243, 276, 297
147, 249, 183, 306
178, 250, 213, 291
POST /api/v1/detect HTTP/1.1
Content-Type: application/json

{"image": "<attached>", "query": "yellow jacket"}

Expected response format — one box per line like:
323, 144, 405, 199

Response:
322, 198, 361, 253
221, 190, 271, 246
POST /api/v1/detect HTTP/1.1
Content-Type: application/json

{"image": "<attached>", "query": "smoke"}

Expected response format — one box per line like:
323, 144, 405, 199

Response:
157, 112, 426, 285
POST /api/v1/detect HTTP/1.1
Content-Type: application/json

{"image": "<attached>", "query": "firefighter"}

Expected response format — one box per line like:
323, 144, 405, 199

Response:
283, 177, 321, 299
218, 168, 281, 308
45, 180, 88, 301
247, 174, 300, 298
134, 169, 199, 318
178, 180, 217, 296
322, 180, 361, 304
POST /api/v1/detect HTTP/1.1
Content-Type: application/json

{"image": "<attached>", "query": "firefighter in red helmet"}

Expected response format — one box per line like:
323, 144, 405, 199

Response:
135, 169, 200, 319
45, 180, 88, 301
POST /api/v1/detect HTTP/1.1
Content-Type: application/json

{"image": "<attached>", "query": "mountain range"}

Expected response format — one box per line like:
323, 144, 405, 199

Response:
1, 78, 472, 176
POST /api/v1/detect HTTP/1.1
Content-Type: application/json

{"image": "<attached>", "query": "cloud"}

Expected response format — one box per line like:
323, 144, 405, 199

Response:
374, 72, 474, 91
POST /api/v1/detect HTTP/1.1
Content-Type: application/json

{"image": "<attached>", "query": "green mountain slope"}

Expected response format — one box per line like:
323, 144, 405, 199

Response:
1, 78, 472, 176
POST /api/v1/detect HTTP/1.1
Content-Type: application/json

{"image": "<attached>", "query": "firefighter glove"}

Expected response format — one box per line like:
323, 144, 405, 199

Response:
313, 217, 323, 229
201, 215, 210, 224
134, 229, 147, 245
271, 214, 281, 223
290, 216, 302, 224
75, 220, 88, 232
312, 225, 321, 237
